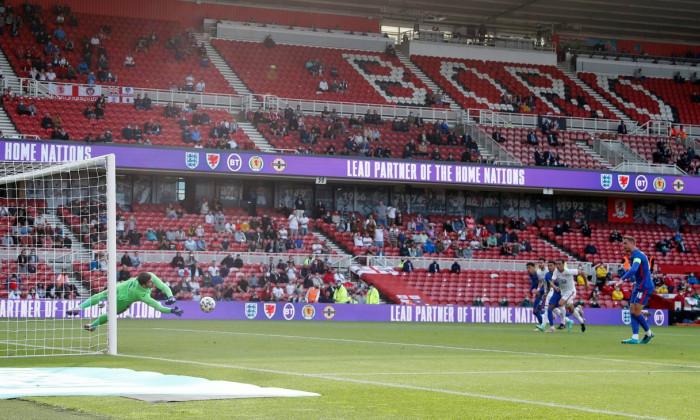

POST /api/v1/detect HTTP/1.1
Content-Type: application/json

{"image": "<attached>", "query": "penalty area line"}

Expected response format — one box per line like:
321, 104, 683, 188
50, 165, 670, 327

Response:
118, 353, 667, 420
137, 327, 700, 370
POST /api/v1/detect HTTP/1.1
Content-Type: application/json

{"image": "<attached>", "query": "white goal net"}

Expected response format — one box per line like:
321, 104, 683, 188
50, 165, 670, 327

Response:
0, 155, 117, 357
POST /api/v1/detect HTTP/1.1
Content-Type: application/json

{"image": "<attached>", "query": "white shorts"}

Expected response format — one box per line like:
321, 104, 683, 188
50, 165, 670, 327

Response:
561, 289, 576, 306
544, 289, 555, 307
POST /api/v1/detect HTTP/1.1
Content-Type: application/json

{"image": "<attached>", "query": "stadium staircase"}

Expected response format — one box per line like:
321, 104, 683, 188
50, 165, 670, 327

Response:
0, 48, 22, 137
557, 63, 631, 124
238, 121, 275, 152
572, 137, 614, 169
311, 230, 350, 258
194, 34, 259, 105
395, 49, 461, 113
42, 213, 93, 298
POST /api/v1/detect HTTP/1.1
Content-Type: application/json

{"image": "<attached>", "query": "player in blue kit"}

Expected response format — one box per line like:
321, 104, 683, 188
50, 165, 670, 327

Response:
616, 236, 654, 344
526, 262, 545, 330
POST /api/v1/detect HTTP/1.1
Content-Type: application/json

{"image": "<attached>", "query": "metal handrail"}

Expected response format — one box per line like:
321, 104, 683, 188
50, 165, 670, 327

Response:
19, 78, 246, 113
401, 30, 555, 52
570, 49, 700, 66
263, 95, 461, 123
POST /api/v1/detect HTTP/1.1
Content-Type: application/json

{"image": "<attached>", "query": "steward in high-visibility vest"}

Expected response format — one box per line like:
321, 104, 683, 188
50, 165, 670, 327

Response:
333, 283, 349, 303
366, 285, 380, 304
305, 286, 320, 303
622, 256, 630, 271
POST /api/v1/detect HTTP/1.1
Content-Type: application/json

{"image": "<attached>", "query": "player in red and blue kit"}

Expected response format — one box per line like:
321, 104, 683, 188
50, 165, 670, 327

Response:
617, 236, 654, 344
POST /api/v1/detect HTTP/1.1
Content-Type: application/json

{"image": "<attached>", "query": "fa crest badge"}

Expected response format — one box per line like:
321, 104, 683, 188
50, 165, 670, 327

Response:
185, 152, 200, 169
244, 303, 257, 319
600, 174, 612, 189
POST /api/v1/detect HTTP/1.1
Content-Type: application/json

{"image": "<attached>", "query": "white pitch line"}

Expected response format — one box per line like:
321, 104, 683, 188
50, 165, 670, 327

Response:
317, 370, 700, 376
140, 327, 700, 370
118, 353, 668, 420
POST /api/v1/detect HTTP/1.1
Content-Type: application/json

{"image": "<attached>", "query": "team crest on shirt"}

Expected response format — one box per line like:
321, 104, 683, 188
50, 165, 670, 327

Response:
185, 152, 200, 169
617, 175, 630, 190
621, 309, 631, 325
600, 174, 612, 189
206, 153, 220, 169
263, 302, 276, 319
244, 302, 257, 319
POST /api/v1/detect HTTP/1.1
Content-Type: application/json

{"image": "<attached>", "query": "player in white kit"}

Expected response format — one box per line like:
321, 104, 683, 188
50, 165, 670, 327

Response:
552, 259, 588, 332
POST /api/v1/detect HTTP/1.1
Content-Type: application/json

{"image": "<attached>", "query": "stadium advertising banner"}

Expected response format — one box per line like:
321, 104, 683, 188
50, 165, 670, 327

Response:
0, 300, 669, 326
0, 140, 695, 195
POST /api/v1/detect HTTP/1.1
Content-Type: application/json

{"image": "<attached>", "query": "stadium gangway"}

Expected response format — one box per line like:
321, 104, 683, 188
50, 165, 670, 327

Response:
464, 108, 643, 134
635, 120, 700, 145
466, 124, 522, 165
569, 49, 700, 67
260, 95, 461, 124
592, 136, 645, 168
362, 255, 594, 274
19, 78, 247, 113
613, 162, 686, 176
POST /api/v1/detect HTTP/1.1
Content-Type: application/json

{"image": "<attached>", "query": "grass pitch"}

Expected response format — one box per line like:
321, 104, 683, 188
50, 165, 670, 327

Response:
1, 320, 699, 419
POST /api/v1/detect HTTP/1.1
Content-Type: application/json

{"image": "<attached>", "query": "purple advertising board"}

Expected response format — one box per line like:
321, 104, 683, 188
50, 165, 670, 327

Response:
0, 300, 669, 326
0, 140, 696, 195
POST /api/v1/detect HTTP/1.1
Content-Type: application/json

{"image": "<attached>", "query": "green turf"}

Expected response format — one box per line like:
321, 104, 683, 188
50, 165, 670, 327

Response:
2, 320, 699, 419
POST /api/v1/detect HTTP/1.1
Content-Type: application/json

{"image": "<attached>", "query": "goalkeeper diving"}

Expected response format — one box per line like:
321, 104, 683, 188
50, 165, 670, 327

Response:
67, 272, 183, 331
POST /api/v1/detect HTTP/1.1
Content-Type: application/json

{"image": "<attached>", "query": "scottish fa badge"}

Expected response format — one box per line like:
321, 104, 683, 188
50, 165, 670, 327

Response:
185, 152, 200, 169
621, 309, 631, 325
600, 174, 612, 190
244, 303, 258, 319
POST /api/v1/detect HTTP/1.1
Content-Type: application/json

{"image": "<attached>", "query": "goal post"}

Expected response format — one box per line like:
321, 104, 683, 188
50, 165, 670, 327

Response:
0, 154, 117, 357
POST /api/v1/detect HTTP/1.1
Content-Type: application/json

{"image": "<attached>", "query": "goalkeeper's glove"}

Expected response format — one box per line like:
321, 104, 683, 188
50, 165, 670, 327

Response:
171, 306, 183, 317
165, 296, 177, 305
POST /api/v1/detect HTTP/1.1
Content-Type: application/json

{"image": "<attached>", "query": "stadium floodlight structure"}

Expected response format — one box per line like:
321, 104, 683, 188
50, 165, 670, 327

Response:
0, 154, 117, 357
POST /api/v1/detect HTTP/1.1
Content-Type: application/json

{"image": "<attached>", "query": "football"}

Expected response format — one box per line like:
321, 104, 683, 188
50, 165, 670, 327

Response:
199, 296, 216, 313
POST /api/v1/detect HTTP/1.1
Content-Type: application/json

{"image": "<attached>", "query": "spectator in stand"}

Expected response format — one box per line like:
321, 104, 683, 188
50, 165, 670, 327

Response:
610, 230, 622, 242
41, 112, 54, 129
525, 129, 538, 145
584, 243, 598, 255
492, 130, 506, 143
617, 120, 628, 134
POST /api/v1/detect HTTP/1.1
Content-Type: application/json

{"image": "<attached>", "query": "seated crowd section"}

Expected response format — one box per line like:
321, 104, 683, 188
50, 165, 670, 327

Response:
5, 96, 254, 149
410, 55, 617, 120
539, 220, 700, 266
211, 39, 439, 107
579, 72, 700, 125
0, 198, 76, 299
0, 4, 234, 92
2, 186, 699, 307
250, 106, 484, 162
0, 8, 699, 310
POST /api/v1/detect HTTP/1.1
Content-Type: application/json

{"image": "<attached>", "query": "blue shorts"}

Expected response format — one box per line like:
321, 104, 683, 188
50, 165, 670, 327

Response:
549, 291, 561, 307
630, 287, 653, 305
533, 297, 543, 310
